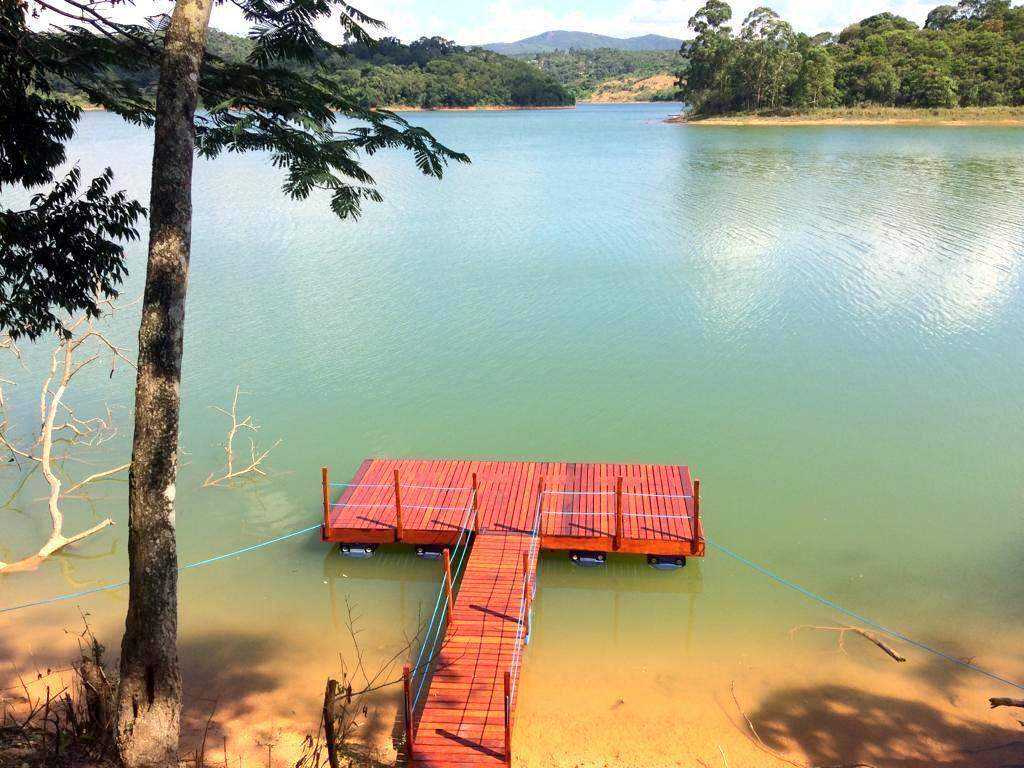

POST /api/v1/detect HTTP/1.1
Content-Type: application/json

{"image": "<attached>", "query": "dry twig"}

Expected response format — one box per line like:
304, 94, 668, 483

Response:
202, 386, 280, 487
307, 596, 456, 768
789, 625, 906, 663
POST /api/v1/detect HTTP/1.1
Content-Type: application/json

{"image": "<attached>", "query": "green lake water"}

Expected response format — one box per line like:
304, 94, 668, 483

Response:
3, 103, 1024, 766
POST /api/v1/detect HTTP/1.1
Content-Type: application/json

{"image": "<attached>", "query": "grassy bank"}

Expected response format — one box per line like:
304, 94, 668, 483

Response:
670, 106, 1024, 126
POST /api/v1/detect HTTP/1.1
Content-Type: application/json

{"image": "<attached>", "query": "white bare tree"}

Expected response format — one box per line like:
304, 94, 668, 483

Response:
0, 303, 133, 572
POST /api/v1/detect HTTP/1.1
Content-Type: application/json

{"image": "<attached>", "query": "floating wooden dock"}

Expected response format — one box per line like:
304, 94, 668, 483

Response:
321, 459, 703, 767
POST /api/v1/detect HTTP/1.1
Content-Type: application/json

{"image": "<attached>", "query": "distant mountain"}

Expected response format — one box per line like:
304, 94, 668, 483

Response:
481, 30, 683, 56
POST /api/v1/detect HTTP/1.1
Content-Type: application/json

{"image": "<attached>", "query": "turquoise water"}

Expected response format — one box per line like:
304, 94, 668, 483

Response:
3, 103, 1024, 765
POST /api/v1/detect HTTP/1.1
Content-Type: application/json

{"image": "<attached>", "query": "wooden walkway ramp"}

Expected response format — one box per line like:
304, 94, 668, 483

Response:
321, 458, 703, 767
412, 533, 536, 767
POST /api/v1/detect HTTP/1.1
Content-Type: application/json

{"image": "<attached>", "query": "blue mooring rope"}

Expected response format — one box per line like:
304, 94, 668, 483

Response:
0, 524, 321, 615
2, 519, 1021, 693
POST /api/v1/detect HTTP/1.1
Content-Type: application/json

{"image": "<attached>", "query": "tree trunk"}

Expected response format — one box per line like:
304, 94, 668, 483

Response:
114, 1, 213, 766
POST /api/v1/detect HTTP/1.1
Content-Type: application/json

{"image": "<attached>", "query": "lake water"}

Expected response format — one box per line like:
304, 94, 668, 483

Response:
3, 103, 1024, 767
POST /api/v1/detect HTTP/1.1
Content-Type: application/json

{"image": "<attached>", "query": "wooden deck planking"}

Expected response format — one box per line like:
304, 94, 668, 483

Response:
324, 458, 703, 767
413, 533, 534, 768
325, 458, 701, 557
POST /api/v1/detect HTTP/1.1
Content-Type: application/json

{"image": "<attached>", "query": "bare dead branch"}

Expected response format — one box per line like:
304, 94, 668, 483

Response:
202, 385, 280, 487
0, 305, 129, 573
61, 463, 130, 497
789, 625, 906, 663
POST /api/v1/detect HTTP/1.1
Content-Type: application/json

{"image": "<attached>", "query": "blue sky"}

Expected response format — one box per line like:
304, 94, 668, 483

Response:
39, 0, 944, 43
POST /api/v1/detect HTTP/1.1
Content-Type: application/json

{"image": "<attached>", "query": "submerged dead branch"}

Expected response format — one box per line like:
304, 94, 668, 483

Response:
0, 305, 133, 573
789, 625, 906, 663
202, 385, 280, 487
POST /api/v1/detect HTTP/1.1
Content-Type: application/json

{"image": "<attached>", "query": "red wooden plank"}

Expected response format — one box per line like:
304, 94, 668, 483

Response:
326, 458, 701, 764
359, 458, 394, 529
647, 463, 667, 543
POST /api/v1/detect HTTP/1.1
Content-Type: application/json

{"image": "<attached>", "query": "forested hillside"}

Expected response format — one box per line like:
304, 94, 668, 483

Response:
680, 0, 1024, 115
521, 48, 682, 101
56, 32, 573, 109
337, 37, 572, 107
483, 30, 682, 55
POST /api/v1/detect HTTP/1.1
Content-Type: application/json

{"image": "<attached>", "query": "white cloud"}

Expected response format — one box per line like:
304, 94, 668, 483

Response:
28, 0, 944, 44
449, 0, 942, 46
447, 2, 592, 46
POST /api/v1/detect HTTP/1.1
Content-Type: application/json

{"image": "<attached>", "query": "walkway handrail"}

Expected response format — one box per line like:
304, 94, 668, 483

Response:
537, 478, 703, 551
329, 481, 476, 492
507, 479, 544, 710
407, 487, 477, 715
542, 488, 693, 499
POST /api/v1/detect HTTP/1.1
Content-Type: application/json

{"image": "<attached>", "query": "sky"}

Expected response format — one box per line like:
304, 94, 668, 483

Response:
36, 0, 944, 44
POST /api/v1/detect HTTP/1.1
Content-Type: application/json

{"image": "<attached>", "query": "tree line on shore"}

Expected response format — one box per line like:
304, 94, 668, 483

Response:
50, 30, 573, 109
679, 0, 1024, 115
337, 36, 573, 107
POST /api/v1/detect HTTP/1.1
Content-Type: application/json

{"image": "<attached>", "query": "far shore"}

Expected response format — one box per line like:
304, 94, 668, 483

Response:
78, 101, 680, 114
669, 106, 1024, 126
79, 102, 579, 113
384, 104, 575, 112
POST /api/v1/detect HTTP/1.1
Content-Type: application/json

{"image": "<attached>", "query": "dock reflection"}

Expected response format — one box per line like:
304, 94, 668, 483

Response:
321, 544, 703, 650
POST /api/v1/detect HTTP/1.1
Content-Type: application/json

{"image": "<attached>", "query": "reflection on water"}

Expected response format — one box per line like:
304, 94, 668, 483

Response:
3, 104, 1024, 765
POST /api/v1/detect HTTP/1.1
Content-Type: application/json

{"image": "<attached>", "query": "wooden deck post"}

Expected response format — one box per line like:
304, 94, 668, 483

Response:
613, 476, 623, 551
442, 547, 454, 611
503, 670, 512, 766
692, 478, 701, 551
471, 471, 479, 531
394, 469, 404, 541
321, 467, 330, 536
402, 665, 414, 764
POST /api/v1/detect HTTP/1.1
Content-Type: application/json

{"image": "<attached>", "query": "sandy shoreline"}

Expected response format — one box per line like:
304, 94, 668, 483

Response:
668, 107, 1024, 126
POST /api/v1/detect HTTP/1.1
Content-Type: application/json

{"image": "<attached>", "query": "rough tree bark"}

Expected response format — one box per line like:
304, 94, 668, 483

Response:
114, 1, 213, 765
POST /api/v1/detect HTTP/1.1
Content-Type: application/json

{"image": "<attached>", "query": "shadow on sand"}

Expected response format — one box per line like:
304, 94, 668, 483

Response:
748, 683, 1024, 767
